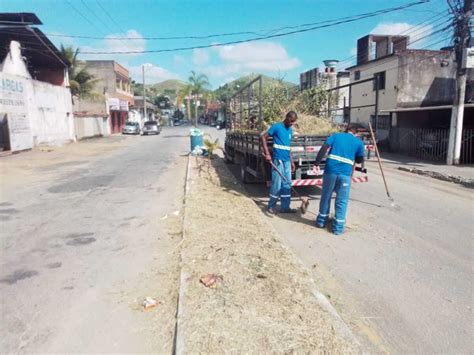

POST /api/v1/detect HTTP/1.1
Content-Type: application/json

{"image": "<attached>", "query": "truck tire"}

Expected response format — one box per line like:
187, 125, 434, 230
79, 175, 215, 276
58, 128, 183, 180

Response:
240, 164, 253, 184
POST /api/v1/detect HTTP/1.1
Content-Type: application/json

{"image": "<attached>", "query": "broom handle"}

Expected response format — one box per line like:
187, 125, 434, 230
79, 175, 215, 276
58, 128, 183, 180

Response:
269, 160, 305, 201
368, 122, 392, 199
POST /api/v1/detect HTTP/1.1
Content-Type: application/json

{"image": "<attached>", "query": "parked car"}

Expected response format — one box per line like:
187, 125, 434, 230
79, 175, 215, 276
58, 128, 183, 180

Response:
122, 121, 140, 135
142, 121, 161, 135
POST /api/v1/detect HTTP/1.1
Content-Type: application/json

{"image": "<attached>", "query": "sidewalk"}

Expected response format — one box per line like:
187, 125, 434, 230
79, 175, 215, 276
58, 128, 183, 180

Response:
373, 152, 474, 188
174, 156, 359, 353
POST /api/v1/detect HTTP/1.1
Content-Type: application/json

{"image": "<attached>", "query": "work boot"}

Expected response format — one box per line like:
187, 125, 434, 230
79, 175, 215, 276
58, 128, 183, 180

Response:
267, 207, 277, 215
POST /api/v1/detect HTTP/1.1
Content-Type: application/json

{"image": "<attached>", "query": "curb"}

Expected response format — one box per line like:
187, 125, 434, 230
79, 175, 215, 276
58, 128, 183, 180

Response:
397, 166, 474, 188
173, 154, 192, 355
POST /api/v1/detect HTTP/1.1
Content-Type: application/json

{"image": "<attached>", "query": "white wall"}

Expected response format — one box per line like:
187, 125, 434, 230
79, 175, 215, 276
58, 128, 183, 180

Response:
0, 74, 33, 151
29, 79, 75, 145
0, 72, 75, 151
74, 116, 109, 140
349, 56, 399, 125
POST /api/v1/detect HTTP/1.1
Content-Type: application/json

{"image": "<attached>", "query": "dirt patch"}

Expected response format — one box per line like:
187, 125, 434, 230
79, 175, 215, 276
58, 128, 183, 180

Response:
176, 157, 359, 353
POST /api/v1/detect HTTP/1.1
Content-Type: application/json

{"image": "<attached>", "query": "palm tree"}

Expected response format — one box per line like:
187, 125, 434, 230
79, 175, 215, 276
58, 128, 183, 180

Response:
187, 71, 210, 125
60, 45, 101, 103
177, 84, 193, 122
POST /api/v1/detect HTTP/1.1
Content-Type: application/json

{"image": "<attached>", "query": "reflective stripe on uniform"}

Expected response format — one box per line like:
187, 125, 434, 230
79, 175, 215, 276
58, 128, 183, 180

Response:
318, 213, 329, 217
327, 154, 354, 165
335, 219, 345, 223
269, 194, 279, 199
281, 194, 291, 198
273, 144, 291, 151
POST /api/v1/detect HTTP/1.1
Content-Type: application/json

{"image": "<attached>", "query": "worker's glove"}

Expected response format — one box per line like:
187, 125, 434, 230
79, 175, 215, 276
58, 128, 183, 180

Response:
312, 165, 321, 175
264, 153, 272, 162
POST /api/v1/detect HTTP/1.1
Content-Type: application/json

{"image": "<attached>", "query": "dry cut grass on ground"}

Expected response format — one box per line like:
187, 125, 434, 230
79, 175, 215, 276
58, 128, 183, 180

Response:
176, 156, 359, 353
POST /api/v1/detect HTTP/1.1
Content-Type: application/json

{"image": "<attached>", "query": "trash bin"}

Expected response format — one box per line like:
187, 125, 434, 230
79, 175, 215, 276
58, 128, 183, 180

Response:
190, 128, 203, 151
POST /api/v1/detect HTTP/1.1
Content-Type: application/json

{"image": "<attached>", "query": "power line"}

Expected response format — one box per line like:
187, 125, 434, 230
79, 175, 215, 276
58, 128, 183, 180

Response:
79, 0, 116, 34
40, 0, 431, 42
355, 36, 453, 81
335, 10, 451, 69
77, 0, 431, 54
65, 0, 104, 34
95, 0, 126, 33
338, 19, 451, 68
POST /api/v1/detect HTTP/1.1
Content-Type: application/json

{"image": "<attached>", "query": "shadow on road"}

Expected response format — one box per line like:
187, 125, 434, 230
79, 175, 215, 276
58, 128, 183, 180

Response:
162, 135, 188, 138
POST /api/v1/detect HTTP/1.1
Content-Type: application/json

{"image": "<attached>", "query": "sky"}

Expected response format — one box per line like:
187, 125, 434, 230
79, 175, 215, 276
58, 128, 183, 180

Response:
2, 0, 452, 89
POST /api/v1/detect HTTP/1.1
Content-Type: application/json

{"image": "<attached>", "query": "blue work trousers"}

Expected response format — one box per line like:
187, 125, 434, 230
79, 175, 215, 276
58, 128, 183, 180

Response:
316, 173, 352, 235
268, 159, 292, 211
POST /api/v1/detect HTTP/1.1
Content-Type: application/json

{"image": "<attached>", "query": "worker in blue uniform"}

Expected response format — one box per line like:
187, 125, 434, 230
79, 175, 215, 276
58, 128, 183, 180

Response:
261, 111, 298, 214
313, 124, 365, 235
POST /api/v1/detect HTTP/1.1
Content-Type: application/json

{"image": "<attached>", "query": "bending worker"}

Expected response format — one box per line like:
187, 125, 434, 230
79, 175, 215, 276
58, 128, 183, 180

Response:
261, 111, 298, 214
313, 124, 365, 235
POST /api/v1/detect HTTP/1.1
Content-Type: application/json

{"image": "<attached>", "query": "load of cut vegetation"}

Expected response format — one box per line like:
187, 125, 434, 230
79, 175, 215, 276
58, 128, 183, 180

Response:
261, 82, 341, 135
176, 156, 359, 353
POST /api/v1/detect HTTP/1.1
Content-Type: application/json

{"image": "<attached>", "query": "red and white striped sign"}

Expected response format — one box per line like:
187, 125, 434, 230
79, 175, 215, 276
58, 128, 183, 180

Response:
291, 176, 368, 186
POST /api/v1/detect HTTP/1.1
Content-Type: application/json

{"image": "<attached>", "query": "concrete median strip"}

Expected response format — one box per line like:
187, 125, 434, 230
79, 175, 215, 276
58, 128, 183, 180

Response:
174, 156, 360, 353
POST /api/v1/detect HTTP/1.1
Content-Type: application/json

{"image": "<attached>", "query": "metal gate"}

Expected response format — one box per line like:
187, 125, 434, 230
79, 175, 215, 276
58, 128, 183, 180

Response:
225, 76, 262, 132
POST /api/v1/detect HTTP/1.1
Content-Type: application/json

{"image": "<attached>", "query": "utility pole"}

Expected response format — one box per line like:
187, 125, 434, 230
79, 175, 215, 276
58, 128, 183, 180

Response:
142, 65, 147, 122
194, 94, 199, 126
447, 0, 472, 165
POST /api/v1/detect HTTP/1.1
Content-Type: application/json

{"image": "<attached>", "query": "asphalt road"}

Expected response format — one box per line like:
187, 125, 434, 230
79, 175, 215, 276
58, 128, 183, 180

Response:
0, 127, 191, 353
216, 128, 473, 353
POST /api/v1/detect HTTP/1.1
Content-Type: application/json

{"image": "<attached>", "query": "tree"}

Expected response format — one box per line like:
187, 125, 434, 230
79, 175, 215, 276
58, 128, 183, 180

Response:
187, 71, 211, 124
188, 71, 210, 94
154, 95, 171, 109
177, 84, 193, 121
60, 45, 101, 102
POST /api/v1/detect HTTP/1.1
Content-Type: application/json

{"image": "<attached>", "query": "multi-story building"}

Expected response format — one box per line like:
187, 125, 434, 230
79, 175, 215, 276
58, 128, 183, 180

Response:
74, 60, 134, 136
347, 34, 473, 163
299, 61, 350, 123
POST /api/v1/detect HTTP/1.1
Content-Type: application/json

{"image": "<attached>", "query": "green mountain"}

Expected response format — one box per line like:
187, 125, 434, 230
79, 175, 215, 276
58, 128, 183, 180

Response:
146, 79, 187, 99
214, 74, 297, 101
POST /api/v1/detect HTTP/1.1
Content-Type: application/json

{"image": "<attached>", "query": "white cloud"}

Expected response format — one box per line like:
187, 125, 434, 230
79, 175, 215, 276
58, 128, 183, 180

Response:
104, 30, 146, 56
192, 49, 210, 66
128, 63, 180, 84
216, 41, 300, 71
79, 29, 146, 60
370, 22, 433, 47
204, 41, 300, 78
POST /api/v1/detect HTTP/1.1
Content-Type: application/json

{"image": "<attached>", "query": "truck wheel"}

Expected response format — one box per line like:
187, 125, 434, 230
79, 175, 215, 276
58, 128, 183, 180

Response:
240, 164, 252, 184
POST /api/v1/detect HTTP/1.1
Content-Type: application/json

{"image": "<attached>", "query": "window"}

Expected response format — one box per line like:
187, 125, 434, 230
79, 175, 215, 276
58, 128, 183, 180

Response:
373, 71, 386, 90
354, 70, 361, 80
